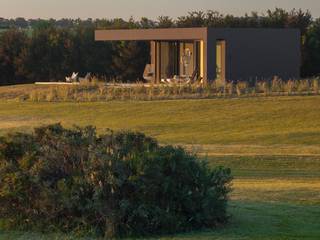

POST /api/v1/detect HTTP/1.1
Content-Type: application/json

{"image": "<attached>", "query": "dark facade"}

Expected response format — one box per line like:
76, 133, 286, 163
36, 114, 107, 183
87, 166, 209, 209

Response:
95, 27, 301, 83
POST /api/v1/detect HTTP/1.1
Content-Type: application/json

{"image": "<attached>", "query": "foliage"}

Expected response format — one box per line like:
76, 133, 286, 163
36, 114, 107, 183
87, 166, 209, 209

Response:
303, 19, 320, 76
0, 29, 29, 85
23, 26, 74, 81
0, 124, 232, 238
1, 78, 316, 102
112, 41, 150, 81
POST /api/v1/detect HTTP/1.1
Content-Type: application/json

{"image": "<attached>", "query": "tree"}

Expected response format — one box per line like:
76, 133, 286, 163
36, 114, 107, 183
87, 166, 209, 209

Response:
303, 19, 320, 76
176, 11, 206, 27
70, 26, 114, 79
139, 17, 156, 28
0, 29, 29, 85
0, 17, 10, 29
23, 25, 73, 81
14, 17, 29, 28
157, 16, 175, 28
112, 41, 150, 82
286, 9, 312, 35
205, 11, 226, 27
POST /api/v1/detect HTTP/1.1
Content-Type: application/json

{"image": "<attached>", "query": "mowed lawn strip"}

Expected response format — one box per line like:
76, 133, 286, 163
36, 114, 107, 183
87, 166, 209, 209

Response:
206, 155, 320, 178
1, 96, 320, 145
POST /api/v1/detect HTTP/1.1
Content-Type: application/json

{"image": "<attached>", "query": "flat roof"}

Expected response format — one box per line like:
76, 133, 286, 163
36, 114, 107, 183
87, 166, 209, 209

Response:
95, 27, 300, 41
95, 27, 207, 41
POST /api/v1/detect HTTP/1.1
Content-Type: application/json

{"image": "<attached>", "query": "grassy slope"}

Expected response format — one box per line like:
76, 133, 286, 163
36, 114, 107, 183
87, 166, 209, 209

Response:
0, 94, 320, 239
1, 96, 320, 145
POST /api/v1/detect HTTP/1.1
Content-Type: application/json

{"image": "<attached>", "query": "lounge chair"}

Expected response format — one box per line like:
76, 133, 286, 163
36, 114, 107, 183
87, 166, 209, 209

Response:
143, 64, 155, 82
65, 72, 79, 82
79, 73, 92, 82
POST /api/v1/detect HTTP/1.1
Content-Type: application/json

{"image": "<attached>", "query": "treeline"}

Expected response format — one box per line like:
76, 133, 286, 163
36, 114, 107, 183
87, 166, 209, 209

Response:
0, 9, 320, 85
0, 25, 149, 85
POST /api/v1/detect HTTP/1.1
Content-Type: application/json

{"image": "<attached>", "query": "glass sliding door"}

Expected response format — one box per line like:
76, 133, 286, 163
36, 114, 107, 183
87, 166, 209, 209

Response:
159, 41, 179, 80
160, 42, 169, 79
216, 40, 226, 82
179, 41, 201, 81
156, 40, 201, 82
179, 42, 194, 77
194, 41, 201, 80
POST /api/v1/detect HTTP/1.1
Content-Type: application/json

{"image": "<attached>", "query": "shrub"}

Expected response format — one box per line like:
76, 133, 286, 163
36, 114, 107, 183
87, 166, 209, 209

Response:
313, 78, 319, 94
0, 124, 232, 238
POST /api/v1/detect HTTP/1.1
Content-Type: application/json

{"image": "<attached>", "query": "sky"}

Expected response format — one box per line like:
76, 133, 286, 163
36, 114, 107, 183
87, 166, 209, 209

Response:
1, 0, 320, 20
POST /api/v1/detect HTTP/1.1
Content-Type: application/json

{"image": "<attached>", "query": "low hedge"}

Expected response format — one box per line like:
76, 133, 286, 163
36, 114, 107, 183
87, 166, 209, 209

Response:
0, 124, 232, 237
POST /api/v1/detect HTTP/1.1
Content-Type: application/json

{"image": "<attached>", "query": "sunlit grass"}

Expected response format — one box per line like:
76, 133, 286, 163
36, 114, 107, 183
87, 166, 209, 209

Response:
1, 96, 320, 145
206, 155, 320, 178
0, 95, 320, 239
232, 179, 320, 205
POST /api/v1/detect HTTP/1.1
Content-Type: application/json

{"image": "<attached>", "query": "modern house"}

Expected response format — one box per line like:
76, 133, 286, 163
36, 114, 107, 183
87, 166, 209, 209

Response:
95, 27, 301, 84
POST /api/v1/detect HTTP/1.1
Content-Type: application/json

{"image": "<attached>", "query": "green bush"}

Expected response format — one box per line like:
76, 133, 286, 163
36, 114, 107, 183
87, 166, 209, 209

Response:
0, 124, 232, 238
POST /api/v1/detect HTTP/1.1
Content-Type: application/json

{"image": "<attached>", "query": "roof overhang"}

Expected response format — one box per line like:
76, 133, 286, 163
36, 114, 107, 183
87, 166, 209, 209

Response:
95, 27, 207, 41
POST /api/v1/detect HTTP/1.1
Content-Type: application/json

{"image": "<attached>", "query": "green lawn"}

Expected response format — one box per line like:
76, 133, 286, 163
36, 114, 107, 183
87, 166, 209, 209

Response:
0, 95, 320, 239
1, 96, 320, 145
1, 202, 319, 240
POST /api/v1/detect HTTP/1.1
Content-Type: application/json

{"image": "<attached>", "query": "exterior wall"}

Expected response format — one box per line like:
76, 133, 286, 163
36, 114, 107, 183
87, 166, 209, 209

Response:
95, 27, 301, 83
206, 28, 301, 81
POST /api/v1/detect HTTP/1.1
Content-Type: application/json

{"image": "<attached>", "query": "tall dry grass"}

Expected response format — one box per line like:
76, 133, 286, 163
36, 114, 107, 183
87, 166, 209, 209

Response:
25, 77, 320, 102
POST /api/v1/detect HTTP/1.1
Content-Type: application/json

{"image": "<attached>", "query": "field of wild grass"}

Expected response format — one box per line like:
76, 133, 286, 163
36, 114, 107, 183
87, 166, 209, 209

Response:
0, 78, 320, 102
0, 87, 319, 239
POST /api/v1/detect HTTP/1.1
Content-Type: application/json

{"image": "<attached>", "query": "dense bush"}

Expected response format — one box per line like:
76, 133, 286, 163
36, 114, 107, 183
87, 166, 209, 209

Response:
0, 26, 149, 85
0, 124, 232, 238
303, 19, 320, 76
0, 29, 30, 85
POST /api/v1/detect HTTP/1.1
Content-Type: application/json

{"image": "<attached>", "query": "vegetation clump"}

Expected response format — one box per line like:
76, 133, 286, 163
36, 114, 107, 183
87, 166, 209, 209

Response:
0, 124, 232, 238
18, 77, 320, 102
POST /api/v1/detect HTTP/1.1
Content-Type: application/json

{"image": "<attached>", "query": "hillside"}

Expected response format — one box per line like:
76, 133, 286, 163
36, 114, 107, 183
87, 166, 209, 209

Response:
0, 91, 319, 239
1, 95, 320, 146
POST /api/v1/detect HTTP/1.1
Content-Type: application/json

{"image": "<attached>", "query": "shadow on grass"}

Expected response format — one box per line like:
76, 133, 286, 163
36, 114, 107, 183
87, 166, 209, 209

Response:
158, 201, 320, 240
1, 201, 319, 240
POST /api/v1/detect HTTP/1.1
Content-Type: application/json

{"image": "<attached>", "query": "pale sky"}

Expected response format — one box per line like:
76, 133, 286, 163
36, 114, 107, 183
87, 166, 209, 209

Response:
1, 0, 320, 19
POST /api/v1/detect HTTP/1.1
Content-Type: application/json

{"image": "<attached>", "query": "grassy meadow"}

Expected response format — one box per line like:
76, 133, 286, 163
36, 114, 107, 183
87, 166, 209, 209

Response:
0, 86, 320, 239
1, 95, 320, 145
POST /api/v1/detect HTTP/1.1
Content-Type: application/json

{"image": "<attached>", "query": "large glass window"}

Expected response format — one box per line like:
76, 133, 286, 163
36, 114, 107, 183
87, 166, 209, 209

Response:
160, 42, 179, 79
180, 42, 194, 77
158, 41, 201, 81
216, 40, 226, 81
